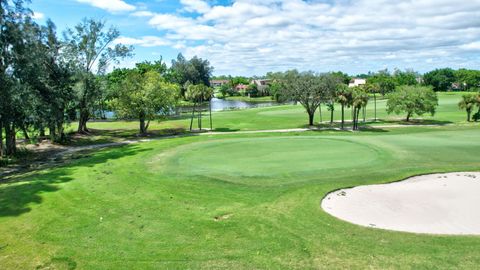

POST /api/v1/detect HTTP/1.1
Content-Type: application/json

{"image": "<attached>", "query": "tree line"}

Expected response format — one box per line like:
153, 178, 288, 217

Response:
272, 70, 440, 130
0, 1, 213, 157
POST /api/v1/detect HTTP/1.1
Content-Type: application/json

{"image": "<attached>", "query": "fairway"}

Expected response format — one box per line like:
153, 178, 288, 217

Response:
1, 126, 480, 269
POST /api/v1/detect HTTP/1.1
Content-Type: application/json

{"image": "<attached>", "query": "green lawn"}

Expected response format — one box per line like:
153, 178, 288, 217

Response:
68, 92, 475, 135
1, 125, 480, 269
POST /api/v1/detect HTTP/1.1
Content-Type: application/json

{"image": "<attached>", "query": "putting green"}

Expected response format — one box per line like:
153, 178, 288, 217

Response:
160, 137, 386, 184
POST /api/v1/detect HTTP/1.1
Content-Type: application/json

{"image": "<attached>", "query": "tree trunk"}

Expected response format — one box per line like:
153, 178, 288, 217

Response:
357, 108, 361, 129
308, 112, 314, 126
190, 103, 196, 131
49, 124, 56, 142
209, 100, 213, 131
319, 104, 322, 123
373, 93, 377, 122
352, 106, 356, 130
406, 112, 411, 122
140, 116, 147, 135
21, 125, 30, 141
330, 104, 334, 125
5, 122, 16, 156
363, 106, 366, 123
341, 104, 345, 129
467, 109, 471, 122
57, 118, 65, 143
78, 109, 89, 133
0, 119, 3, 157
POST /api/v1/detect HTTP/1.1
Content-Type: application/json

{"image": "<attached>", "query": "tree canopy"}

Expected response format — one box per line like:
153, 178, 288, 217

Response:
386, 86, 438, 121
112, 70, 179, 135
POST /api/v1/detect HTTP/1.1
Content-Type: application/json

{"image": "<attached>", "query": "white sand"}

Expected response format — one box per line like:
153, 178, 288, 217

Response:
321, 172, 480, 235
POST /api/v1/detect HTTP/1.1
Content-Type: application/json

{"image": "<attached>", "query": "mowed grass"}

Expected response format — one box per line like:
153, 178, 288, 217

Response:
67, 92, 476, 134
1, 125, 480, 269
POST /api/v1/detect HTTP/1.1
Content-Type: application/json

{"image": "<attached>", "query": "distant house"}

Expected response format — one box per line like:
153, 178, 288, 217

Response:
251, 79, 271, 86
210, 80, 229, 87
235, 83, 248, 91
348, 78, 367, 88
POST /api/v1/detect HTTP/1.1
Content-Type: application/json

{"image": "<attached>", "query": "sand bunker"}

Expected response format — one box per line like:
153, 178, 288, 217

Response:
321, 172, 480, 235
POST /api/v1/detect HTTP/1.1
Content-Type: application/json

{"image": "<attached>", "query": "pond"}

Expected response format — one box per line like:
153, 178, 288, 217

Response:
195, 98, 287, 112
100, 98, 288, 119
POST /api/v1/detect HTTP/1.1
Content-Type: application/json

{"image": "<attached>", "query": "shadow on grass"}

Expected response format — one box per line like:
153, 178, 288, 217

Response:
64, 128, 188, 147
0, 144, 150, 217
378, 119, 453, 126
213, 127, 241, 132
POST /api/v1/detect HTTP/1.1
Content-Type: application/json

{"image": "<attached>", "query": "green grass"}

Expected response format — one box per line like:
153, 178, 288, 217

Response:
1, 125, 480, 269
66, 92, 476, 136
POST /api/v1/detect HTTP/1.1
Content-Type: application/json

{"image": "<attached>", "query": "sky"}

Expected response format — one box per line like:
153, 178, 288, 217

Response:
30, 0, 480, 76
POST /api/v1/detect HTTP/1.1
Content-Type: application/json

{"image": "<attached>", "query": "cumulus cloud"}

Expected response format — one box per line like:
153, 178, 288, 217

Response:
180, 0, 211, 14
128, 0, 480, 74
77, 0, 136, 13
115, 36, 171, 47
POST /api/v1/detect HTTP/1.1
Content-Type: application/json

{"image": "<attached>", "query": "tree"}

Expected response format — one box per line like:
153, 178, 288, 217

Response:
186, 84, 214, 130
455, 69, 480, 90
280, 70, 327, 126
336, 84, 352, 129
474, 93, 480, 122
423, 68, 456, 91
386, 85, 438, 121
246, 83, 258, 97
112, 70, 179, 135
219, 84, 229, 98
63, 18, 133, 133
0, 0, 42, 155
363, 83, 380, 121
323, 73, 342, 125
393, 69, 418, 86
351, 87, 369, 130
169, 53, 213, 99
458, 93, 477, 122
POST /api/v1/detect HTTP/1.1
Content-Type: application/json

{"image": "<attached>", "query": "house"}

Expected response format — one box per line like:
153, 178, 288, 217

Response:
210, 80, 229, 87
251, 79, 271, 86
348, 78, 367, 88
235, 83, 248, 91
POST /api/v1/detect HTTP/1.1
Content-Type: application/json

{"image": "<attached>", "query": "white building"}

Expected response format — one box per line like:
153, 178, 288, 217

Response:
348, 78, 367, 88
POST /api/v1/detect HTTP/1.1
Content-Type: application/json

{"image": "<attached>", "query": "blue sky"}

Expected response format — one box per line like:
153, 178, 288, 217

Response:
30, 0, 480, 76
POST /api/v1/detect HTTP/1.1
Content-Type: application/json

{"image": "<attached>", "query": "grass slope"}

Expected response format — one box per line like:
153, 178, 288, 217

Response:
1, 126, 480, 269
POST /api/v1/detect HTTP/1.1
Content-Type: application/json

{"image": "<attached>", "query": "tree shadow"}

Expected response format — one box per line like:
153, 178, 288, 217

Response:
378, 119, 453, 126
0, 144, 150, 217
213, 127, 241, 132
65, 128, 188, 146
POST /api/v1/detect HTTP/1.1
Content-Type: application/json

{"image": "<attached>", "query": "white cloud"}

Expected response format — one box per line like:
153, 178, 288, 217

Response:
180, 0, 211, 14
134, 0, 480, 75
32, 12, 45, 20
131, 11, 154, 17
115, 36, 171, 47
76, 0, 136, 13
460, 42, 480, 50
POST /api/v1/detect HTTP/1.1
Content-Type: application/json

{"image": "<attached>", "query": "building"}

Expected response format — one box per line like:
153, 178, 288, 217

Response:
210, 80, 229, 87
251, 79, 271, 87
348, 78, 367, 88
235, 83, 248, 91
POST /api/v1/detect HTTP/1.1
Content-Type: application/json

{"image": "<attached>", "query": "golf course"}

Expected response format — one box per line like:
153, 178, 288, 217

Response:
1, 91, 480, 269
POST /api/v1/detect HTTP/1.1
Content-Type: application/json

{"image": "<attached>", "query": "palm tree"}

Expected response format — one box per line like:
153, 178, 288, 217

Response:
336, 85, 352, 129
351, 87, 369, 130
364, 83, 380, 122
458, 93, 477, 122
